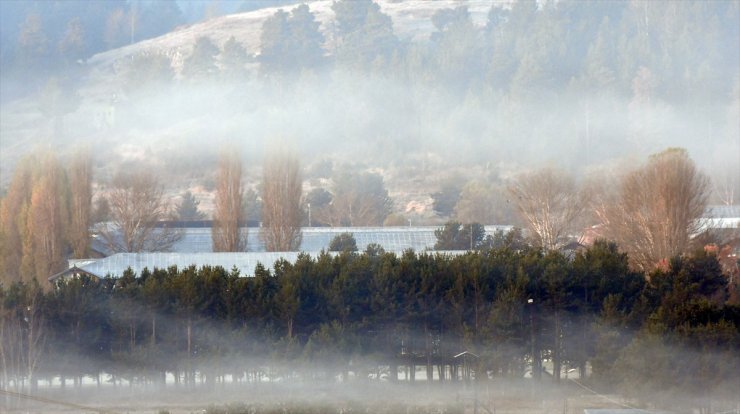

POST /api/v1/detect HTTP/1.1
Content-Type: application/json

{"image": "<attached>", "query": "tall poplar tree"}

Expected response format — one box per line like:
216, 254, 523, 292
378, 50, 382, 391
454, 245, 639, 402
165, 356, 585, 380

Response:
0, 156, 35, 285
261, 151, 303, 252
28, 155, 67, 284
212, 149, 246, 252
67, 149, 92, 258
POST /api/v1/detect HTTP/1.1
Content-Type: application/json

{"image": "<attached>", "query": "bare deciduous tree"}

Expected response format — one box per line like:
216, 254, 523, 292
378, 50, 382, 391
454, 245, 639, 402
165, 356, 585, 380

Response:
212, 150, 246, 252
316, 170, 392, 227
261, 151, 303, 252
28, 158, 68, 284
509, 167, 587, 251
595, 148, 710, 271
99, 170, 180, 253
454, 180, 515, 225
67, 149, 92, 258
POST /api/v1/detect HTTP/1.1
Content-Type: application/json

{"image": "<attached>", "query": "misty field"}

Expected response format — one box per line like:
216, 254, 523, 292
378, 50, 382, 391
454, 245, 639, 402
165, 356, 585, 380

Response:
2, 380, 662, 414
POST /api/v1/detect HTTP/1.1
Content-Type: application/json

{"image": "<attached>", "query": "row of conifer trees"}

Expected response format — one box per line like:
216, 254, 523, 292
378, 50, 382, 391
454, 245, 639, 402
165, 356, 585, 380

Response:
0, 241, 737, 411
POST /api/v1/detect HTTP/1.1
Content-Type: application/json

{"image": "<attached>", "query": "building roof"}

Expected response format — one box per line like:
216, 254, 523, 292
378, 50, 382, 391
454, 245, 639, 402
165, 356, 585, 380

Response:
63, 252, 307, 280
52, 250, 473, 281
583, 410, 671, 414
453, 351, 480, 359
705, 205, 740, 219
48, 266, 104, 282
91, 225, 513, 256
702, 205, 740, 229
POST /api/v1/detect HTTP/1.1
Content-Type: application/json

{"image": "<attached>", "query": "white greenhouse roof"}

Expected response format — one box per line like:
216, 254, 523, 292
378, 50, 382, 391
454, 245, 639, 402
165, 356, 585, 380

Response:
91, 225, 513, 256
59, 250, 473, 280
583, 410, 671, 414
705, 204, 740, 219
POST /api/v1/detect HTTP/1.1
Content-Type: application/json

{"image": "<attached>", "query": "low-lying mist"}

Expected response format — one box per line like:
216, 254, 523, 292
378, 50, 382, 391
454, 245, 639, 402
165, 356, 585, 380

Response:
2, 247, 739, 413
4, 69, 737, 203
3, 315, 738, 414
30, 72, 740, 164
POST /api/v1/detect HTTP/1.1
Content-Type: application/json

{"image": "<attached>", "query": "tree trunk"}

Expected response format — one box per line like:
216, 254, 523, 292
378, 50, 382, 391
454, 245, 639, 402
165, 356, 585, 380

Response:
553, 311, 561, 383
130, 320, 136, 352
425, 332, 432, 383
151, 314, 156, 347
531, 309, 541, 381
187, 318, 192, 386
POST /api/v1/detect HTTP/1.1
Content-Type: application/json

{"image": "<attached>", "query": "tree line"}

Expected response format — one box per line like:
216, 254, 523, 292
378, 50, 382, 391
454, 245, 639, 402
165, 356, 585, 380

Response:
9, 0, 736, 99
0, 242, 737, 412
0, 144, 396, 286
118, 0, 738, 103
0, 147, 309, 286
0, 150, 92, 286
0, 145, 729, 294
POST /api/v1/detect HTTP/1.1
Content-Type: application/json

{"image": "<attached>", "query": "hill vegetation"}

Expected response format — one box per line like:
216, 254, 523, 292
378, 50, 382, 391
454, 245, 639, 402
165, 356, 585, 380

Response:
1, 0, 738, 207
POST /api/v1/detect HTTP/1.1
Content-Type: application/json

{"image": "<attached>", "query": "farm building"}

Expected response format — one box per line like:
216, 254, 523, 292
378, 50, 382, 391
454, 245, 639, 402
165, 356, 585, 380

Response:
583, 410, 673, 414
48, 250, 471, 282
704, 205, 740, 229
51, 224, 510, 282
90, 225, 513, 256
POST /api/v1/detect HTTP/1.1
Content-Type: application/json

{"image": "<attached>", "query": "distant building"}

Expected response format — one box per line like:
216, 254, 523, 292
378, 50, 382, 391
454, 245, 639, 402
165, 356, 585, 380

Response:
578, 205, 740, 248
48, 250, 471, 283
700, 205, 740, 258
90, 224, 512, 256
703, 205, 740, 229
55, 224, 512, 282
583, 410, 672, 414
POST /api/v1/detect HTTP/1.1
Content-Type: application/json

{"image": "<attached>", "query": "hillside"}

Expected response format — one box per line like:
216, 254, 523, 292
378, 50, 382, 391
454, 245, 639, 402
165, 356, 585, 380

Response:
0, 1, 497, 195
88, 0, 495, 73
1, 0, 737, 220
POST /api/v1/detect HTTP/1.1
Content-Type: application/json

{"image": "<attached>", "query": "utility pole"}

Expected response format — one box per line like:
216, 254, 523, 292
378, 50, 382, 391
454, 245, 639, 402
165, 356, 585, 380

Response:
528, 298, 539, 380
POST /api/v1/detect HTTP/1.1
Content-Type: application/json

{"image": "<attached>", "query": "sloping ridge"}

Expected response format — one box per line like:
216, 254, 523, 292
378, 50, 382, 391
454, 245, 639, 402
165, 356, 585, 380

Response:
86, 0, 496, 74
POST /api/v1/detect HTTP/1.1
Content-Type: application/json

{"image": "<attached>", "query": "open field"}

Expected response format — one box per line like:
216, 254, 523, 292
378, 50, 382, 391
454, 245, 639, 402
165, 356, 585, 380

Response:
1, 381, 689, 414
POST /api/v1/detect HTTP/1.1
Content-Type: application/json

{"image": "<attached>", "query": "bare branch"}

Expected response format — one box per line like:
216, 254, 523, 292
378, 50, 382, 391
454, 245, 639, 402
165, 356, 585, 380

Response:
508, 167, 587, 251
596, 148, 710, 271
99, 170, 181, 253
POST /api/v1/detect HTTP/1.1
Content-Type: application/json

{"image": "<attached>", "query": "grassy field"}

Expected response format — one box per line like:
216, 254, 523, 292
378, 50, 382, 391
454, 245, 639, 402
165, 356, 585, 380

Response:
1, 380, 647, 414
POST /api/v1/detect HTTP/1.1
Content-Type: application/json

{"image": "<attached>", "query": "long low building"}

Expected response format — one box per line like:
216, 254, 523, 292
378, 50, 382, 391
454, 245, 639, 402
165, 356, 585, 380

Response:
583, 410, 673, 414
702, 205, 740, 229
50, 250, 472, 282
91, 225, 513, 256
